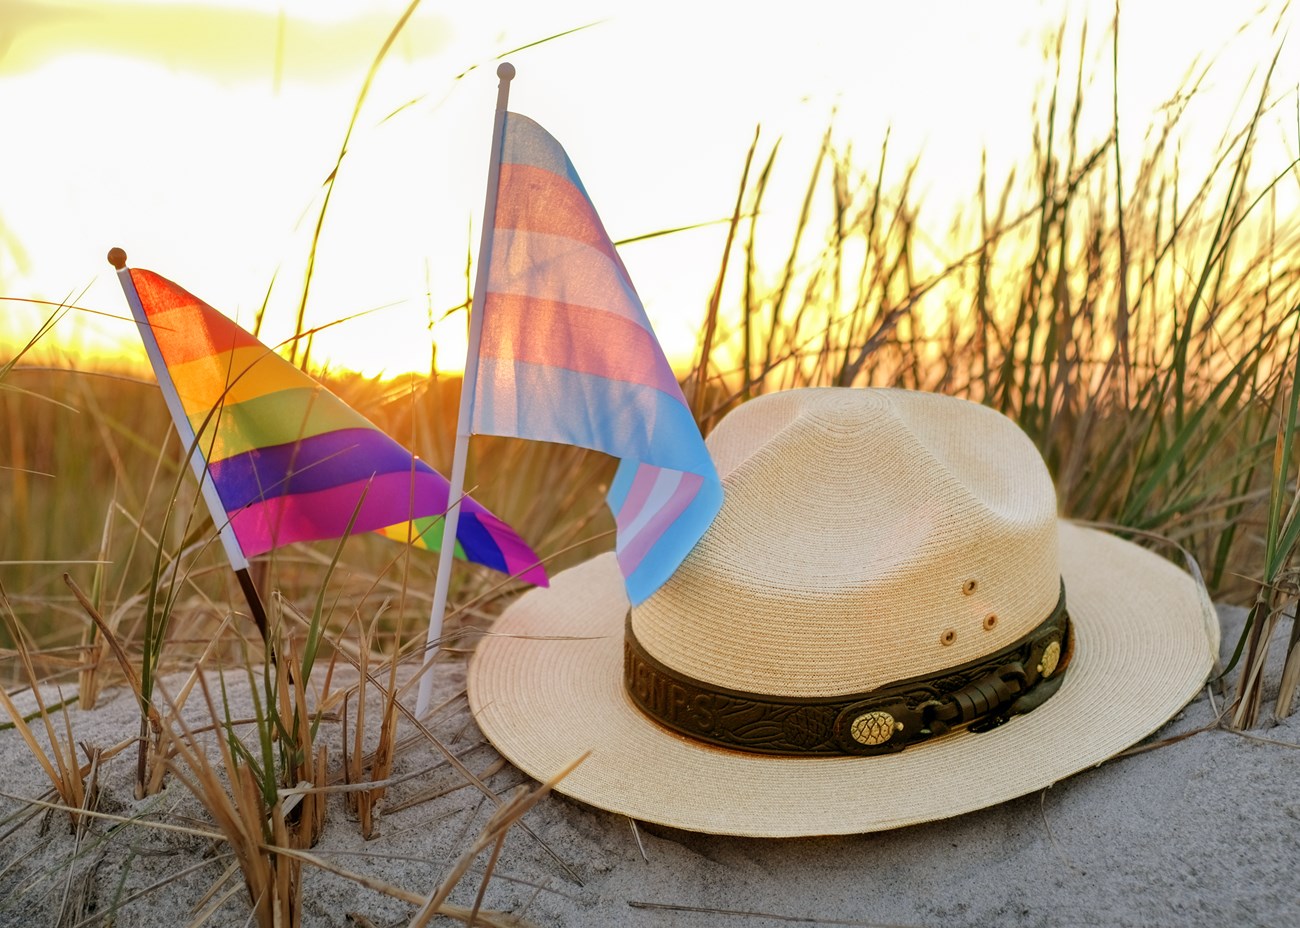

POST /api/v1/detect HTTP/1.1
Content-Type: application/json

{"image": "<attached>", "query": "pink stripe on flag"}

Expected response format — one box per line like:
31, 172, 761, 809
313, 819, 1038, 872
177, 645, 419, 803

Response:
495, 163, 626, 269
479, 293, 680, 395
230, 471, 449, 557
613, 463, 663, 540
616, 470, 705, 576
616, 466, 684, 551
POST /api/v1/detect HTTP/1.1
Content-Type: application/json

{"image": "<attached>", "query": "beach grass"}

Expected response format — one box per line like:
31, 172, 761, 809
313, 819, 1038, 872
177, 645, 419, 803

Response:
1, 4, 1298, 924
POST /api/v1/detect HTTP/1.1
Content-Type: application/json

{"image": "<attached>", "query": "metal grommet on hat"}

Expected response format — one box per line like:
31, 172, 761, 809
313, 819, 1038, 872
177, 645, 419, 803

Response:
470, 387, 1218, 837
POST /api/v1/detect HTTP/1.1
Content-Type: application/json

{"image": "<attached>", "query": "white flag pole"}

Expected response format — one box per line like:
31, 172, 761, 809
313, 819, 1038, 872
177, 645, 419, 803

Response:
414, 62, 515, 718
107, 247, 270, 639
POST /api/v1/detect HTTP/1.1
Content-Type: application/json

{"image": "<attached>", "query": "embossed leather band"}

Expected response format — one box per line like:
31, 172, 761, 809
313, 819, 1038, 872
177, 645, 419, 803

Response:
623, 585, 1072, 756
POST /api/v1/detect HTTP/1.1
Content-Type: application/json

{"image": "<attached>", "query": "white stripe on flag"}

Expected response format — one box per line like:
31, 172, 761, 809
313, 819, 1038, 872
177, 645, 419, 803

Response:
489, 229, 644, 326
615, 466, 685, 555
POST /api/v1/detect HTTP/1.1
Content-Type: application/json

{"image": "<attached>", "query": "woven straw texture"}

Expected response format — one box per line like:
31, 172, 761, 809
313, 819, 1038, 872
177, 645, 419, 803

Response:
634, 389, 1061, 694
468, 390, 1218, 837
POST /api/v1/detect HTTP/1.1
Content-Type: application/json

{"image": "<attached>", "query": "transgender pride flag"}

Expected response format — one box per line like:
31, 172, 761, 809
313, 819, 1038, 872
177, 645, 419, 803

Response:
116, 261, 546, 586
470, 112, 723, 604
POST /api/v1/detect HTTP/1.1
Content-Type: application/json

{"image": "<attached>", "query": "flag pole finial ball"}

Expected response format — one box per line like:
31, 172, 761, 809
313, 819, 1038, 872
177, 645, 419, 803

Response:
497, 62, 515, 81
107, 247, 127, 269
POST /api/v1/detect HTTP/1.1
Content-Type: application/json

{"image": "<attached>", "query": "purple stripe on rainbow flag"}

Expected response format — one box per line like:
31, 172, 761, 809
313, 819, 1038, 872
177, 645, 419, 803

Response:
207, 427, 419, 510
128, 268, 546, 586
227, 469, 547, 586
472, 112, 721, 603
460, 510, 548, 584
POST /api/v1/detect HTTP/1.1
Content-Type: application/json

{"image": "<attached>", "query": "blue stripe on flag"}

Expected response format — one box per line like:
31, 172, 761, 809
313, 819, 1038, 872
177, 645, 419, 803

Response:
208, 427, 429, 510
501, 113, 591, 198
473, 359, 709, 476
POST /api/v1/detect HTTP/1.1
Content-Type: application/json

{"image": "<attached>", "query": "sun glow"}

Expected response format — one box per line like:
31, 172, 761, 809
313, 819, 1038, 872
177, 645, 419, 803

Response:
2, 1, 1297, 378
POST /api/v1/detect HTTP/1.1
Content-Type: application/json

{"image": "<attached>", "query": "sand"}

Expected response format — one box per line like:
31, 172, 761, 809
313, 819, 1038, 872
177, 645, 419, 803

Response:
0, 603, 1295, 928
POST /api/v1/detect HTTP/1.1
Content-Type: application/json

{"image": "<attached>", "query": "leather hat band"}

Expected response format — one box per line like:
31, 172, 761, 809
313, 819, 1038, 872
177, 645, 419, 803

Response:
623, 584, 1072, 757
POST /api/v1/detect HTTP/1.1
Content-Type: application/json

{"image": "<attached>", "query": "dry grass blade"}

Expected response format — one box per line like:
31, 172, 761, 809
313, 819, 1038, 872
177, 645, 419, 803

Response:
284, 592, 574, 868
407, 753, 587, 928
1276, 640, 1300, 717
343, 607, 391, 838
271, 846, 537, 928
75, 497, 118, 711
325, 642, 582, 885
55, 745, 103, 928
62, 572, 175, 798
0, 581, 87, 830
625, 900, 921, 927
466, 829, 507, 926
1232, 593, 1286, 728
187, 875, 245, 928
691, 124, 761, 427
0, 683, 79, 825
63, 574, 156, 727
269, 632, 327, 850
384, 757, 507, 815
289, 0, 424, 368
0, 788, 223, 841
64, 855, 232, 928
161, 672, 301, 927
1232, 318, 1300, 726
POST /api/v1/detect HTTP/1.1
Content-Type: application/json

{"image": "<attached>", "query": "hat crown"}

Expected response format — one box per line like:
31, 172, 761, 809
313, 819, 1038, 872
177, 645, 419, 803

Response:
632, 388, 1061, 697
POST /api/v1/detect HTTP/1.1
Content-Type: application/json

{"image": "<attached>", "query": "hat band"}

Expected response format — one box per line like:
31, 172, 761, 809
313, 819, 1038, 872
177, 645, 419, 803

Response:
624, 584, 1071, 757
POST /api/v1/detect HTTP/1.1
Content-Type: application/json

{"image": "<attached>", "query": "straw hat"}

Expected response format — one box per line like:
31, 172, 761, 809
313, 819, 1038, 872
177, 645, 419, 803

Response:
468, 388, 1218, 837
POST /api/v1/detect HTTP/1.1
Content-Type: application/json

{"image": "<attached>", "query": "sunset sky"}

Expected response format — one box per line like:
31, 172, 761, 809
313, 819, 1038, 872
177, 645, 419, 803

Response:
2, 0, 1296, 376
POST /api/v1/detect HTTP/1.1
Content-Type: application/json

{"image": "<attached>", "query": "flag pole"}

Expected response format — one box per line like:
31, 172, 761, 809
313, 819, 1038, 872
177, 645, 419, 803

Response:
414, 62, 515, 718
107, 247, 270, 640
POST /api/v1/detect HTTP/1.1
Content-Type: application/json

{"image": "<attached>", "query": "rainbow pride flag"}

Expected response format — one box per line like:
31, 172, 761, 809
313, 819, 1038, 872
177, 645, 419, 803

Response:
470, 113, 722, 603
125, 267, 546, 585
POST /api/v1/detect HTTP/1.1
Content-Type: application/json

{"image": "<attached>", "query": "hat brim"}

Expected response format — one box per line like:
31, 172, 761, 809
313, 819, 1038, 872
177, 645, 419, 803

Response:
467, 522, 1219, 837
